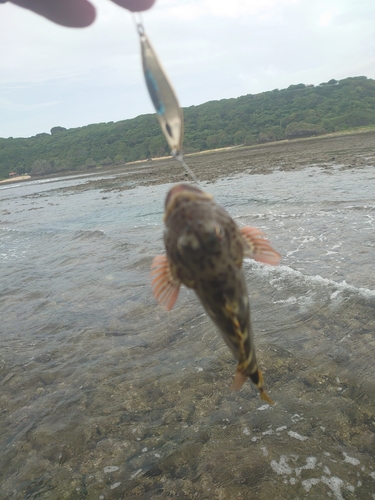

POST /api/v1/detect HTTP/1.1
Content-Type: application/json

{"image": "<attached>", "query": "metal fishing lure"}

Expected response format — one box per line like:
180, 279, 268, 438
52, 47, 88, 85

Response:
135, 18, 198, 183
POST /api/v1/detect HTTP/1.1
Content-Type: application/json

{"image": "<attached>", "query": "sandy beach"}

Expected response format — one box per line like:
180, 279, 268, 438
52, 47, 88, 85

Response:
0, 174, 31, 184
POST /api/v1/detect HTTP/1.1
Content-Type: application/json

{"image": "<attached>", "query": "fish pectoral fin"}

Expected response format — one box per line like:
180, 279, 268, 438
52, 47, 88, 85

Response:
240, 226, 281, 266
151, 255, 180, 311
231, 370, 247, 391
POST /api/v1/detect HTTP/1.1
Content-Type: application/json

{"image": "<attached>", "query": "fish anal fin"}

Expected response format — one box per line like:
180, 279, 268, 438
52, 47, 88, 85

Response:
240, 226, 281, 266
151, 255, 180, 311
231, 370, 247, 391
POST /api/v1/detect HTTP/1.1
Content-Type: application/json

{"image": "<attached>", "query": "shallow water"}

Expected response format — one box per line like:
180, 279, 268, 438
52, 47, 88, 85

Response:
1, 163, 375, 499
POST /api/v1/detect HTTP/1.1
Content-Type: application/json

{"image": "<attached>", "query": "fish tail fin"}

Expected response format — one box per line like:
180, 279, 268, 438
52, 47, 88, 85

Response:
254, 368, 275, 405
259, 388, 274, 405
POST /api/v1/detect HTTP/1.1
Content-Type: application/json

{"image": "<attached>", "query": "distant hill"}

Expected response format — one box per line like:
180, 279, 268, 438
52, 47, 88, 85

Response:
1, 75, 375, 179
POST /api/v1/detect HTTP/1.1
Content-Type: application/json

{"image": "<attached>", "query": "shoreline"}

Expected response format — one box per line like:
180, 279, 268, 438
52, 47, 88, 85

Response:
59, 129, 375, 194
1, 129, 374, 189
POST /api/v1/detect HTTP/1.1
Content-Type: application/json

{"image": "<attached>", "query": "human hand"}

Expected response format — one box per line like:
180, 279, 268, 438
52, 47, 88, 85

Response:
6, 0, 156, 27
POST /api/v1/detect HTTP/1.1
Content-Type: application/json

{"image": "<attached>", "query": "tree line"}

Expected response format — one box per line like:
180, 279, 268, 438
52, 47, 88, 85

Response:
1, 75, 375, 179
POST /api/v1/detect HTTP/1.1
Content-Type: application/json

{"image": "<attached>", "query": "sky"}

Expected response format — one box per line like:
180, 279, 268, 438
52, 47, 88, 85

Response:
1, 0, 375, 138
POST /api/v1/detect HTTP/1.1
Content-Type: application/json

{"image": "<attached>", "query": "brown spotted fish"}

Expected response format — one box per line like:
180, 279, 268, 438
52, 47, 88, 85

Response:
151, 184, 281, 403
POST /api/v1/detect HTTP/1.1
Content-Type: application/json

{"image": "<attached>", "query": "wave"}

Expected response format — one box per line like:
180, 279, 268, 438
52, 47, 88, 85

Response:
72, 230, 106, 240
0, 183, 24, 191
245, 260, 375, 299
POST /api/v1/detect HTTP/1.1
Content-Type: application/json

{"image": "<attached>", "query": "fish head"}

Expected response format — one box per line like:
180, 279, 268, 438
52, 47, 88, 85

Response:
164, 183, 213, 222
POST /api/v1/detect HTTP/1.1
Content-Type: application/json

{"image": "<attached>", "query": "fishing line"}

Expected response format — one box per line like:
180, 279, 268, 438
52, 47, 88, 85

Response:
132, 14, 199, 185
173, 152, 199, 185
133, 12, 144, 37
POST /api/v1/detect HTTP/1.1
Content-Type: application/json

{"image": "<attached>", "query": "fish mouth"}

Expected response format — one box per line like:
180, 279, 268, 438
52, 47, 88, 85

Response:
164, 183, 213, 219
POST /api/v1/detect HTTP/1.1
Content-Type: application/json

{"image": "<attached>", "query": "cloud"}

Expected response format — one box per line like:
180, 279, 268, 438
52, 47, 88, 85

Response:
0, 96, 60, 112
1, 0, 375, 137
156, 0, 300, 20
318, 8, 339, 26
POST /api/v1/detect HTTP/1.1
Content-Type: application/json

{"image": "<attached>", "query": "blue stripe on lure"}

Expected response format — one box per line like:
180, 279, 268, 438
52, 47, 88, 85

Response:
144, 69, 165, 116
135, 19, 198, 184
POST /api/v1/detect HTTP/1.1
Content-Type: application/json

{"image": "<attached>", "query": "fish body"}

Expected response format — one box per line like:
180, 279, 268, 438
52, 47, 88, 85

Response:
151, 184, 280, 403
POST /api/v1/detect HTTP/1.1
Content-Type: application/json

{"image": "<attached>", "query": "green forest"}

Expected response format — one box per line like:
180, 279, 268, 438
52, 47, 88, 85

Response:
1, 75, 375, 179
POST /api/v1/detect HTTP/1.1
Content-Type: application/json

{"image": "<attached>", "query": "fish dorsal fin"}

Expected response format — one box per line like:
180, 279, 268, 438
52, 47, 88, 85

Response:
151, 255, 180, 311
240, 226, 281, 266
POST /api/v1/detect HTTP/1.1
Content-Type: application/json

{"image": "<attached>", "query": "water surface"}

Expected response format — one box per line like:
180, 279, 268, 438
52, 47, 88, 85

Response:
1, 163, 375, 499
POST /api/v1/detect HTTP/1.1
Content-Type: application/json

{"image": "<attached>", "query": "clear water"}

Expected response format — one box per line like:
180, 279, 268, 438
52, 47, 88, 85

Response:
1, 165, 375, 499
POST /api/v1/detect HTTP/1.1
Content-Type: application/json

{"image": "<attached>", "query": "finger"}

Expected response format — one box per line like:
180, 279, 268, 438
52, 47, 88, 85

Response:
9, 0, 96, 27
110, 0, 156, 12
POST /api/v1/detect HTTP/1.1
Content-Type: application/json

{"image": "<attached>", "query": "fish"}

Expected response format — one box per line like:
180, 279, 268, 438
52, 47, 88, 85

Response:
151, 183, 281, 403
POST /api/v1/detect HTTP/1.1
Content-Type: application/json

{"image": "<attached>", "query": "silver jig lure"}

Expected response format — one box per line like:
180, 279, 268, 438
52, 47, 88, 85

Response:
135, 18, 198, 183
